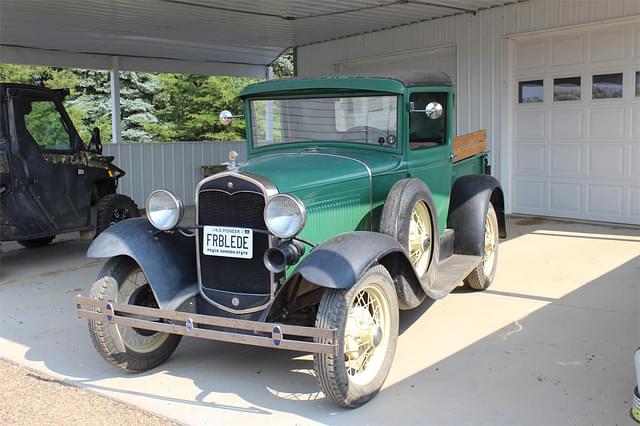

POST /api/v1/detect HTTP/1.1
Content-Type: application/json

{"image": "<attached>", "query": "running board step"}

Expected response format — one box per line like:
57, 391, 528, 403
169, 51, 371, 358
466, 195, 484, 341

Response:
426, 254, 482, 300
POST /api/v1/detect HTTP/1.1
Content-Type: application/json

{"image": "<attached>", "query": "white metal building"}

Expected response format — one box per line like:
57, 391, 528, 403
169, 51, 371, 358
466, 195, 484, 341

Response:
2, 0, 639, 224
297, 1, 640, 225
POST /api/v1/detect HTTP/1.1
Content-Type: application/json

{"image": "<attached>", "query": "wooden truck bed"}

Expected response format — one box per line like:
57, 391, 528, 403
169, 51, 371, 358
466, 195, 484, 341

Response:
452, 129, 487, 162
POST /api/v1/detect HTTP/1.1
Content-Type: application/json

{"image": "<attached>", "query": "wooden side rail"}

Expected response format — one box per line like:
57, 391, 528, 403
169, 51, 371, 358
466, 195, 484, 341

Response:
452, 129, 487, 162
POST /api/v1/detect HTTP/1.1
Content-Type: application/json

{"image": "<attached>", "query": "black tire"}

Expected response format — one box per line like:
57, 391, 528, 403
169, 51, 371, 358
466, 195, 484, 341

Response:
314, 265, 399, 408
464, 203, 499, 290
380, 178, 439, 292
95, 194, 139, 236
88, 256, 181, 372
17, 236, 55, 248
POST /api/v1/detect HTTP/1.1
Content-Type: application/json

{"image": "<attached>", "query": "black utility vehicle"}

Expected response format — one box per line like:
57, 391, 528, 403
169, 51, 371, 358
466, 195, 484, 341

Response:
0, 83, 139, 248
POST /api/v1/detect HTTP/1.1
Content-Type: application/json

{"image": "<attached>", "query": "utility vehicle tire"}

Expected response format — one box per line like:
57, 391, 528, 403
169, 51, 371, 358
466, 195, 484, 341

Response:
95, 194, 139, 236
17, 236, 55, 248
380, 178, 439, 287
314, 265, 399, 408
464, 203, 499, 290
88, 256, 181, 372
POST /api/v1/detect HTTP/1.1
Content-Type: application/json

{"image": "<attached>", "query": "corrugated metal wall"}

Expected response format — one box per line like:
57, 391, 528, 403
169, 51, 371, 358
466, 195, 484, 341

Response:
296, 0, 640, 210
103, 141, 247, 207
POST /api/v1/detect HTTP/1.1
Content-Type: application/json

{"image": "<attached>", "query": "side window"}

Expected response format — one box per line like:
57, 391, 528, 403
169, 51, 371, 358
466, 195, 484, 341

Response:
23, 99, 72, 151
409, 92, 447, 150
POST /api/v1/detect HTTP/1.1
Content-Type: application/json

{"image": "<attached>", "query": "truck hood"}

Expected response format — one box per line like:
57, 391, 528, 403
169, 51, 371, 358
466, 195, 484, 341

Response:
239, 147, 402, 194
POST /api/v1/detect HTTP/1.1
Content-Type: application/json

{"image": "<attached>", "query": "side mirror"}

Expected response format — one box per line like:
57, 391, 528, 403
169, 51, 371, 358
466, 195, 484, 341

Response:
88, 127, 103, 155
219, 110, 244, 127
424, 102, 443, 120
409, 101, 444, 120
219, 110, 233, 126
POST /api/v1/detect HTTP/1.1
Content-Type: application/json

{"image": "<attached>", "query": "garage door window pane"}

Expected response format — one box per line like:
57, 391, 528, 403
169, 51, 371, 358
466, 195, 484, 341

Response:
592, 73, 623, 99
554, 77, 581, 101
636, 71, 640, 97
519, 80, 543, 103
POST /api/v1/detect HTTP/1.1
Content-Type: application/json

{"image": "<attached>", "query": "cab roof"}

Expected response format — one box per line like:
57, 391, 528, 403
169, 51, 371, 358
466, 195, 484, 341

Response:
0, 83, 70, 98
240, 72, 452, 97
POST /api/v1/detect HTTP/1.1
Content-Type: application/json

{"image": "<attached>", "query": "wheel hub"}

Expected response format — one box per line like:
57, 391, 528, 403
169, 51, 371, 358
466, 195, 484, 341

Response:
345, 306, 382, 360
370, 325, 383, 347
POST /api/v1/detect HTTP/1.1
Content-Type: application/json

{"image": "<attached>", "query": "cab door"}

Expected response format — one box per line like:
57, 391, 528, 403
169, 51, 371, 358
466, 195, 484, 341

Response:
405, 89, 454, 236
8, 87, 90, 231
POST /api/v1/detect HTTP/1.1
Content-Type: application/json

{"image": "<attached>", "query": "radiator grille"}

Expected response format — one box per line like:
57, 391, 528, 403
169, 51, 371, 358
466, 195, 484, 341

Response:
197, 182, 270, 295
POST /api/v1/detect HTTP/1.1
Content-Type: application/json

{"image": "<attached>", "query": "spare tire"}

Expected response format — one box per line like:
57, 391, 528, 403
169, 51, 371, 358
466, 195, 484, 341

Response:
379, 178, 439, 306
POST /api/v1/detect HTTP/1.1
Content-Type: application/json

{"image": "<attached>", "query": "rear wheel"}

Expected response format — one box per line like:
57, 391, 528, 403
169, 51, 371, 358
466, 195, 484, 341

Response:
17, 236, 55, 248
464, 203, 499, 290
88, 256, 181, 372
95, 194, 139, 236
314, 265, 399, 408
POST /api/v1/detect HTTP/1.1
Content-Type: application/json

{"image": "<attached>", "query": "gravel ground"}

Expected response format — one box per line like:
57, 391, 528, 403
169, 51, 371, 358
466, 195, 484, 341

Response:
0, 358, 178, 426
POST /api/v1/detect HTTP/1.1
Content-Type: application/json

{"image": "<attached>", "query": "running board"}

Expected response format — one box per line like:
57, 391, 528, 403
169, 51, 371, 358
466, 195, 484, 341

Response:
426, 254, 482, 300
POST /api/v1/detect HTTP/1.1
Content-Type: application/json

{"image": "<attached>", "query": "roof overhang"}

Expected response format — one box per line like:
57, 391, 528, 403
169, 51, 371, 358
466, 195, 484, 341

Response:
0, 1, 518, 76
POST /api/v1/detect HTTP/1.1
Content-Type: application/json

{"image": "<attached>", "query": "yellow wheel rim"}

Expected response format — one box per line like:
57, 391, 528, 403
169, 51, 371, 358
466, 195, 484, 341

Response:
116, 269, 170, 353
409, 201, 432, 276
344, 283, 391, 386
483, 209, 499, 277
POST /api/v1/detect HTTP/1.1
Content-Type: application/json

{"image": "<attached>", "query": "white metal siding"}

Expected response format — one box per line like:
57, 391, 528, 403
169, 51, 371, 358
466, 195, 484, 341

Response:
102, 141, 247, 207
335, 45, 457, 86
297, 0, 640, 221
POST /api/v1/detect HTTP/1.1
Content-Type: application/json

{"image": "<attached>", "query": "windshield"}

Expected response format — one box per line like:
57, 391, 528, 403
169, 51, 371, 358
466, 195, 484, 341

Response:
250, 95, 398, 148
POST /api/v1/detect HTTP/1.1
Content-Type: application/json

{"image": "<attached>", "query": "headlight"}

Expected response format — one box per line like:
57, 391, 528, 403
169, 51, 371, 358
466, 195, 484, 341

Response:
264, 194, 306, 239
146, 190, 184, 231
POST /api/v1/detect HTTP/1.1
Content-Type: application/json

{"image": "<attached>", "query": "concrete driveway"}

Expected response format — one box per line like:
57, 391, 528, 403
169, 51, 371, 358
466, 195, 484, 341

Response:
1, 217, 638, 425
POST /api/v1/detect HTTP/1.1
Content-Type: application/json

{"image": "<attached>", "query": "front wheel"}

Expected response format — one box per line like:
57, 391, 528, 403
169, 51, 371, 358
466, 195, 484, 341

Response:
464, 203, 499, 290
314, 265, 399, 408
88, 256, 181, 372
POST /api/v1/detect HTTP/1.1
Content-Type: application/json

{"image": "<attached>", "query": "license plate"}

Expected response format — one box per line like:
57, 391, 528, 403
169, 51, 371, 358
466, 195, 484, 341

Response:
202, 226, 253, 259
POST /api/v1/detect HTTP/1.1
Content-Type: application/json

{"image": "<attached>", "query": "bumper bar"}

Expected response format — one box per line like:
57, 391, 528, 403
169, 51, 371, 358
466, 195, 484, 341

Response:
75, 292, 337, 355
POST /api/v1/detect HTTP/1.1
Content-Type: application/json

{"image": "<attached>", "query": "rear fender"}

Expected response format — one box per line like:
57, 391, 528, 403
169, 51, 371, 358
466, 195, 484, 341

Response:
447, 174, 506, 256
290, 231, 424, 310
87, 217, 197, 310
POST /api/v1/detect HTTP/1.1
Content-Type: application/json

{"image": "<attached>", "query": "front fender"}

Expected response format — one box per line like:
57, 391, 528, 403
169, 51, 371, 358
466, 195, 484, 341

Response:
87, 218, 197, 310
293, 232, 404, 289
291, 231, 425, 309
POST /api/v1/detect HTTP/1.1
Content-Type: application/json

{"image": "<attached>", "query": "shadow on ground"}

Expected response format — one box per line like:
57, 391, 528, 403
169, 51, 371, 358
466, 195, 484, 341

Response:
0, 218, 638, 424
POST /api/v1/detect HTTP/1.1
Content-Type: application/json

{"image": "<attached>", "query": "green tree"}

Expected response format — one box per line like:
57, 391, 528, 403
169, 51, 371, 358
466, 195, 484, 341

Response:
152, 74, 256, 141
1, 65, 163, 143
0, 63, 273, 142
272, 49, 294, 79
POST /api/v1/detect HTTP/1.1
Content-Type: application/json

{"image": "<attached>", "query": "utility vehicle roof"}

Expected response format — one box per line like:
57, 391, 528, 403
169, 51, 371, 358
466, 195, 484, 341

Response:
0, 83, 69, 98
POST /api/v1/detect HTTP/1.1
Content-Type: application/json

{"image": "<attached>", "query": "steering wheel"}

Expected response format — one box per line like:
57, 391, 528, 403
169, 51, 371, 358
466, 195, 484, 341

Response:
343, 126, 388, 145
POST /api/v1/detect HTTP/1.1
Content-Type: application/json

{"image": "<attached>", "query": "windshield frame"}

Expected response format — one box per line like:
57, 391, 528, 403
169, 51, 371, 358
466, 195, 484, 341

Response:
245, 91, 403, 155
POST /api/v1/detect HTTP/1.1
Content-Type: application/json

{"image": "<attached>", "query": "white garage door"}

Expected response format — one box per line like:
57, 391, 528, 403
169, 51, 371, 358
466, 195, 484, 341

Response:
512, 21, 640, 225
334, 45, 456, 86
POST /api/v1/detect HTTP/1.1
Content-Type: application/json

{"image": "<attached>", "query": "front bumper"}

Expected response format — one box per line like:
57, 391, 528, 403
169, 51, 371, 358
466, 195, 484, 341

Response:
75, 283, 337, 355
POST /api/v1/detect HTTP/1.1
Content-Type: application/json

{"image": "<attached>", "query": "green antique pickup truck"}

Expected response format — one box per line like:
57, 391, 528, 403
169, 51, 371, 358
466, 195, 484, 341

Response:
76, 72, 506, 408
